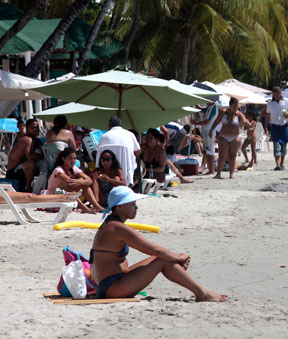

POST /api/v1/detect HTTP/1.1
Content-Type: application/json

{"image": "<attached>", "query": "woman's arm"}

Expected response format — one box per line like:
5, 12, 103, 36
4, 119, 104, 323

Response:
238, 111, 252, 128
75, 171, 93, 186
67, 130, 77, 149
100, 169, 126, 186
209, 109, 224, 136
117, 223, 188, 263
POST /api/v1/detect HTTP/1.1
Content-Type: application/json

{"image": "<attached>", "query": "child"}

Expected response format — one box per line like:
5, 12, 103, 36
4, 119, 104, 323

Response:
241, 112, 257, 168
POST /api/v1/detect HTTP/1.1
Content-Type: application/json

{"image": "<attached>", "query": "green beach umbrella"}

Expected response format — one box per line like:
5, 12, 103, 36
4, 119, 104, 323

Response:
34, 102, 200, 133
32, 69, 211, 113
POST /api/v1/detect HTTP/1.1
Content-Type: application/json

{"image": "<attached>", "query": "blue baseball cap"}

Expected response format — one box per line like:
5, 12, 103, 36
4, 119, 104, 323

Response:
108, 186, 146, 209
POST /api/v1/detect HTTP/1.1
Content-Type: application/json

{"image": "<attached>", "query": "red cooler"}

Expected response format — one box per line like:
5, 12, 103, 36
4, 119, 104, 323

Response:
178, 158, 199, 176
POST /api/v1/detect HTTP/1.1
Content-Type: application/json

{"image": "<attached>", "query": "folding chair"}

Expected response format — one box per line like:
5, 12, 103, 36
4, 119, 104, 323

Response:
0, 184, 77, 225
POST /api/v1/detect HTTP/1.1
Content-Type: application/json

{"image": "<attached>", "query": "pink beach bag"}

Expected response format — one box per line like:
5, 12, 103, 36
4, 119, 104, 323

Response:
57, 246, 95, 297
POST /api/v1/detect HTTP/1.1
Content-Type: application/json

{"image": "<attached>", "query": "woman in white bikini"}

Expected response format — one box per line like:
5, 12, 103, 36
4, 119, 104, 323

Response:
209, 97, 252, 179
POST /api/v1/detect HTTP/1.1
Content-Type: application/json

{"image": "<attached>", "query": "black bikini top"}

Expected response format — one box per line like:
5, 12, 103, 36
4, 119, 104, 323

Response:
89, 214, 129, 264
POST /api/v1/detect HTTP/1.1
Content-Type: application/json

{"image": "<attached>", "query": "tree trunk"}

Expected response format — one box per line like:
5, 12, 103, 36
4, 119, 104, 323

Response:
180, 29, 193, 84
0, 0, 45, 53
22, 0, 91, 78
76, 0, 113, 75
124, 0, 140, 65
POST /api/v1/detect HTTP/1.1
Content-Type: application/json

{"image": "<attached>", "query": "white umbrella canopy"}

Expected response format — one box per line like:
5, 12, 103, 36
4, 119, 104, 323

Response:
32, 69, 211, 111
0, 70, 46, 100
203, 81, 267, 104
34, 102, 200, 133
217, 79, 271, 94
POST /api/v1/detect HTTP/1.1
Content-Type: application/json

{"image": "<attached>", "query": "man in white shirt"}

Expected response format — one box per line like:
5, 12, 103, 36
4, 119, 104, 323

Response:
99, 116, 141, 156
97, 116, 141, 186
265, 86, 288, 170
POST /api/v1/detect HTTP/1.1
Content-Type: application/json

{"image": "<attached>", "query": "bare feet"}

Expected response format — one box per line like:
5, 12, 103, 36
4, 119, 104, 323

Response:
203, 171, 216, 175
229, 175, 235, 179
180, 178, 194, 184
213, 174, 222, 179
196, 290, 228, 302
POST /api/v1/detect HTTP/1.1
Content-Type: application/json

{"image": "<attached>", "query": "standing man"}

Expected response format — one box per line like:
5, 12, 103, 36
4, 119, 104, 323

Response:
265, 86, 288, 170
96, 116, 141, 186
6, 119, 43, 192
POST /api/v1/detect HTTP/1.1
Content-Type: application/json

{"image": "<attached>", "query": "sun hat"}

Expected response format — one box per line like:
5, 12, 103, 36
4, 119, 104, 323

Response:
108, 186, 146, 209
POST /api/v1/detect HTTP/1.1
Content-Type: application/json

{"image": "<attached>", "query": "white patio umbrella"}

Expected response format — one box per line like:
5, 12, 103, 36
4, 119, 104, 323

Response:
203, 81, 267, 104
217, 79, 271, 94
0, 70, 46, 100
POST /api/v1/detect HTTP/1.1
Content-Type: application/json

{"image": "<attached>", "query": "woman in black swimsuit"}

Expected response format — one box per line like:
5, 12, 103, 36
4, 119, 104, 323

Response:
141, 128, 166, 183
90, 186, 227, 302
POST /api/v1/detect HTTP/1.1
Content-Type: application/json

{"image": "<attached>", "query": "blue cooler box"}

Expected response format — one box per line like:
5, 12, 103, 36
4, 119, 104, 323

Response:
0, 118, 18, 132
178, 158, 199, 176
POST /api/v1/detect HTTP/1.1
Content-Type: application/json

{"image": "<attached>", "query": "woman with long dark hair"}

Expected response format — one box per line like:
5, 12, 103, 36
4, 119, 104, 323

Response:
92, 150, 126, 208
141, 128, 166, 183
47, 147, 104, 213
45, 115, 76, 150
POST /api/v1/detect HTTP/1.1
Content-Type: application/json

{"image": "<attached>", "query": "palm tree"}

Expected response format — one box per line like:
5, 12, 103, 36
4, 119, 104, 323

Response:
124, 0, 140, 66
119, 0, 288, 86
76, 0, 113, 75
0, 0, 45, 53
22, 0, 91, 78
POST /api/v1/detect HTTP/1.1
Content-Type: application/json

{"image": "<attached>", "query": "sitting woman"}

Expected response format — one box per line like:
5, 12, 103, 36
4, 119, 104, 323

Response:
45, 115, 76, 151
47, 147, 104, 213
92, 150, 126, 208
90, 186, 227, 302
209, 97, 252, 179
141, 128, 166, 183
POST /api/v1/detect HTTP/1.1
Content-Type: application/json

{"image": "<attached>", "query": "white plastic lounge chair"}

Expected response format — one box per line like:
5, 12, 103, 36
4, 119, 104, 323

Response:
0, 184, 78, 225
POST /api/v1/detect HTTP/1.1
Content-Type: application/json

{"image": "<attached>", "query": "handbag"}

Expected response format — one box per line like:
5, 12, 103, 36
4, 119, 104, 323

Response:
57, 246, 95, 297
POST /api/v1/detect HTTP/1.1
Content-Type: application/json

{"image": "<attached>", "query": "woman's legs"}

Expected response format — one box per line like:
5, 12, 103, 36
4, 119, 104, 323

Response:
214, 137, 229, 179
228, 137, 242, 179
81, 186, 104, 212
241, 139, 250, 163
1, 191, 80, 204
106, 256, 227, 302
249, 136, 257, 167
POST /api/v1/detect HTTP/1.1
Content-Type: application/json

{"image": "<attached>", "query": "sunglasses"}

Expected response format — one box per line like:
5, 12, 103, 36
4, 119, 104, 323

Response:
101, 157, 112, 162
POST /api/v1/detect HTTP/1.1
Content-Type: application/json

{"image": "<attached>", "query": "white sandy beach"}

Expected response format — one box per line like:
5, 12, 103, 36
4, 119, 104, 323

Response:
0, 148, 288, 339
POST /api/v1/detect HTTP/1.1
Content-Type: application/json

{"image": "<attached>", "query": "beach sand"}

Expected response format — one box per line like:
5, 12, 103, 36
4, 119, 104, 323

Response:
1, 148, 288, 339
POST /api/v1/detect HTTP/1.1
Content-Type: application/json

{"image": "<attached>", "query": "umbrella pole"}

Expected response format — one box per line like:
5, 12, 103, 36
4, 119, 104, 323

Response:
187, 112, 198, 159
117, 84, 123, 118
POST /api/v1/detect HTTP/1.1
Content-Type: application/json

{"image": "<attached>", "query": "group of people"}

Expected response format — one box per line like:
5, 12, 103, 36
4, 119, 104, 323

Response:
2, 85, 287, 303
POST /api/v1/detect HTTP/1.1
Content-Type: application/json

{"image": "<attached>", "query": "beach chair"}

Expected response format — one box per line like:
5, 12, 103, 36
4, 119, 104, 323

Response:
0, 184, 77, 225
255, 122, 270, 152
82, 136, 97, 162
